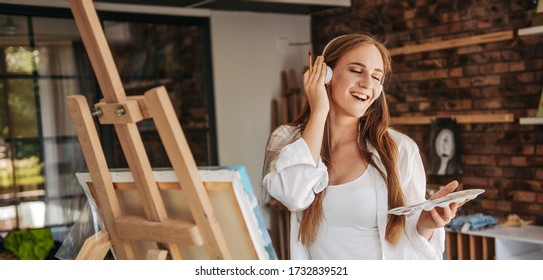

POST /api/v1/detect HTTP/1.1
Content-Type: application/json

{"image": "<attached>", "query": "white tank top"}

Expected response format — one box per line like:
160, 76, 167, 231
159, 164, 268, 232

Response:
308, 165, 382, 260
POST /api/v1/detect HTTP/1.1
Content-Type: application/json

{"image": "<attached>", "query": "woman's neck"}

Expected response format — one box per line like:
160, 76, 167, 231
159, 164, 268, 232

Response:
329, 114, 359, 147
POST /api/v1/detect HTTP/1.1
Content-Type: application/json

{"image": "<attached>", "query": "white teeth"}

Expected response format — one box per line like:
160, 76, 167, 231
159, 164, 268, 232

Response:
352, 92, 369, 101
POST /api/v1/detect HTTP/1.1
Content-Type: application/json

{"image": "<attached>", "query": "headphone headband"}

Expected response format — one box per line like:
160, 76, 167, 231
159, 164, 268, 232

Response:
322, 35, 346, 56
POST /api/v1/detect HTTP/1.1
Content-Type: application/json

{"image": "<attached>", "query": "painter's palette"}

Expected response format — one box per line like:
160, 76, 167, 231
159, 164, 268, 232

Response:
388, 189, 485, 216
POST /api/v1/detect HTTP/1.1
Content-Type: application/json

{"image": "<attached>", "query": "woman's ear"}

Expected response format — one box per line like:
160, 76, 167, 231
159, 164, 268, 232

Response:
325, 83, 332, 95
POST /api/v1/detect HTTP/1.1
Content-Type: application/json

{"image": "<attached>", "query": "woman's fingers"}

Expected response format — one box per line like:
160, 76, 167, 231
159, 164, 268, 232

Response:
450, 202, 460, 213
429, 204, 457, 228
430, 180, 459, 200
458, 199, 469, 207
442, 205, 453, 222
317, 59, 327, 83
304, 56, 327, 99
309, 56, 325, 83
303, 55, 330, 115
430, 208, 446, 227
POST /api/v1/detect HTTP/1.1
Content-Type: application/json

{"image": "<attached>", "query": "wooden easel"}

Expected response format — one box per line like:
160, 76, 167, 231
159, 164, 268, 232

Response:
65, 0, 230, 260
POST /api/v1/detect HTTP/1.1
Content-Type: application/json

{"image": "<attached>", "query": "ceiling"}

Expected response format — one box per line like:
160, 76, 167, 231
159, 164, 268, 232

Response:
95, 0, 351, 15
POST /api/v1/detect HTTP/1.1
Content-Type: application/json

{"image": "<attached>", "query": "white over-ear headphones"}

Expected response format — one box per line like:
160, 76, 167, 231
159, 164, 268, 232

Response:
322, 35, 383, 96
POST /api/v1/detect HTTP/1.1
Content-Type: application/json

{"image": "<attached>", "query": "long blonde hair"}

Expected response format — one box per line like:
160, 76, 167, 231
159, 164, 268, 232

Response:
292, 32, 406, 246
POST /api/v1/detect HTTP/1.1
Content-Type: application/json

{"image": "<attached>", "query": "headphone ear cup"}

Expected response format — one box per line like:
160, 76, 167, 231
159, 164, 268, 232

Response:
378, 84, 383, 96
325, 65, 333, 84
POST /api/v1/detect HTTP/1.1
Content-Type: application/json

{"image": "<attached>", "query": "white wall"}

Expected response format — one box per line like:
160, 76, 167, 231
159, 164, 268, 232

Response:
210, 11, 310, 206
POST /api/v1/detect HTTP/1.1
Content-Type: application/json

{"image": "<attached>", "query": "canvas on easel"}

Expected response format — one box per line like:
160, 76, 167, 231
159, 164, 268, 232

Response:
75, 166, 276, 260
63, 0, 275, 260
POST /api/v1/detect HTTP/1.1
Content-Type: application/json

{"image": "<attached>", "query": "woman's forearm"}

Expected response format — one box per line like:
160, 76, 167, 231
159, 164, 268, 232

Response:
301, 112, 328, 165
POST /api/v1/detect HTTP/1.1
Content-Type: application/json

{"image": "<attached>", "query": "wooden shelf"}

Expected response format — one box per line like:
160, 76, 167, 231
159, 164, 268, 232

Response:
391, 113, 514, 125
519, 117, 543, 125
518, 26, 543, 37
389, 30, 514, 56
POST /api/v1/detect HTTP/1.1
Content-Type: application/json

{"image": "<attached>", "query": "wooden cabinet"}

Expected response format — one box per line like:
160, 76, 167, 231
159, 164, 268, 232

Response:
445, 225, 543, 260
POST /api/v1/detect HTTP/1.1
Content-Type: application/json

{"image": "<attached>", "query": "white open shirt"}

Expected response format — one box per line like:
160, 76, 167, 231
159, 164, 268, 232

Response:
262, 125, 445, 260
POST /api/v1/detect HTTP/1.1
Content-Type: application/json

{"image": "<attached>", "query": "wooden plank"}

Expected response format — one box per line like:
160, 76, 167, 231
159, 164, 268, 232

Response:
281, 96, 289, 124
389, 30, 514, 56
286, 211, 290, 260
277, 209, 286, 260
112, 181, 180, 191
280, 71, 288, 97
68, 0, 125, 103
445, 231, 458, 260
469, 235, 483, 260
76, 230, 111, 260
271, 99, 278, 132
288, 69, 298, 91
95, 99, 144, 124
457, 232, 470, 260
66, 95, 134, 259
144, 86, 231, 260
127, 96, 151, 119
146, 249, 169, 260
292, 93, 299, 119
391, 113, 515, 125
482, 236, 495, 260
114, 216, 203, 245
114, 126, 168, 221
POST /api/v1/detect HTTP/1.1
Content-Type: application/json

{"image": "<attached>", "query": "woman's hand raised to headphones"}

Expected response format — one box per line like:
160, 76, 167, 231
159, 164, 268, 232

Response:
303, 55, 329, 117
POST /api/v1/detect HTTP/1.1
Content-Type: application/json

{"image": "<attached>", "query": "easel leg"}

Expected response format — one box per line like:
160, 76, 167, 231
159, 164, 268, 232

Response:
76, 230, 111, 260
144, 87, 231, 260
67, 95, 136, 259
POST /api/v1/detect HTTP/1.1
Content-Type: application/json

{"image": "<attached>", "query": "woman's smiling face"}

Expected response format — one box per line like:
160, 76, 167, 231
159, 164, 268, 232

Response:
328, 44, 384, 119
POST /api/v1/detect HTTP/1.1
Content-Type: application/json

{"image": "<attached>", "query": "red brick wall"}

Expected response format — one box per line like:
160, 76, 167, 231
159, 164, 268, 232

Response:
312, 0, 543, 224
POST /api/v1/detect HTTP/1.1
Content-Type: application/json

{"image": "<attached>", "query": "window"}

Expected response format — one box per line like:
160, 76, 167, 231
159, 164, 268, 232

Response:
0, 8, 216, 241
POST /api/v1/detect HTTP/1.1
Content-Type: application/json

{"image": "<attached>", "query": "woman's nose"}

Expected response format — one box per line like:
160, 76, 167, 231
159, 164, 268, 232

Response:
359, 76, 378, 91
358, 75, 371, 88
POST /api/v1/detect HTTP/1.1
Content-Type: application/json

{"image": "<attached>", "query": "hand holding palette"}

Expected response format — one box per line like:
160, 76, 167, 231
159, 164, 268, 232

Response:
388, 189, 485, 216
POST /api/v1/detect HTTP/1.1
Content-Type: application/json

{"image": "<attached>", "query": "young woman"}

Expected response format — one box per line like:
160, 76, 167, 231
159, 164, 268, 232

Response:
262, 32, 461, 260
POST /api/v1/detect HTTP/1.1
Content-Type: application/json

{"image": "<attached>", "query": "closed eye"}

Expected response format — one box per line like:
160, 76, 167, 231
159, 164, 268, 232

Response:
350, 69, 382, 82
348, 62, 384, 83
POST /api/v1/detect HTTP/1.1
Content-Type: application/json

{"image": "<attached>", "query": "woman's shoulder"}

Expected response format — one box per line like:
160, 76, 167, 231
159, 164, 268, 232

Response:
272, 124, 300, 136
267, 124, 302, 148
